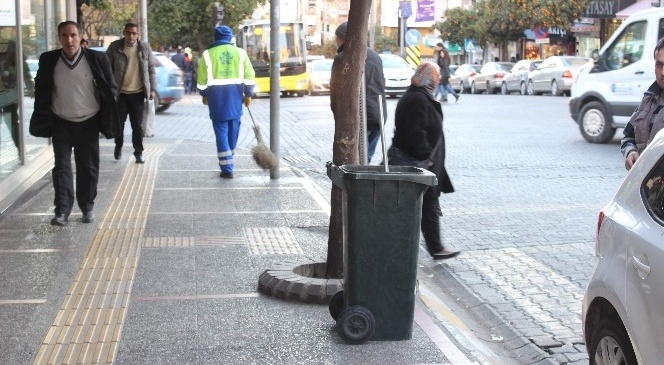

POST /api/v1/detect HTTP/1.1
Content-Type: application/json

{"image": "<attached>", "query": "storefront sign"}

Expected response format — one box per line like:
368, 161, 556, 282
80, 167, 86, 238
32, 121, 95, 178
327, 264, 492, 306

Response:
584, 0, 617, 18
0, 1, 16, 26
415, 0, 435, 22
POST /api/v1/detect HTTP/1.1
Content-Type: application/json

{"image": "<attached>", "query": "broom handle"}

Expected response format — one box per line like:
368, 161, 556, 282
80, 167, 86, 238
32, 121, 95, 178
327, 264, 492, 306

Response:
246, 105, 259, 129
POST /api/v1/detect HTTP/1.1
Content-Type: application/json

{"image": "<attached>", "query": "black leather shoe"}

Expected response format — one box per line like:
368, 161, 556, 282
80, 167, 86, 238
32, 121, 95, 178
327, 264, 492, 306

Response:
220, 172, 234, 179
135, 154, 145, 164
82, 211, 95, 223
114, 146, 122, 160
50, 214, 68, 226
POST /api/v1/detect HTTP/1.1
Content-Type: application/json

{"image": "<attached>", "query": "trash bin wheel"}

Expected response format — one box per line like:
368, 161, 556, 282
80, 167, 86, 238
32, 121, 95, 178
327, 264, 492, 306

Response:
329, 290, 344, 321
337, 305, 375, 344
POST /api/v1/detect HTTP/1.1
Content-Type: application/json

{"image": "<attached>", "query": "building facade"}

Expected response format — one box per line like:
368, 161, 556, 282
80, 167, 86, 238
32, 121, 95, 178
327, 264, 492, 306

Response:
0, 0, 76, 213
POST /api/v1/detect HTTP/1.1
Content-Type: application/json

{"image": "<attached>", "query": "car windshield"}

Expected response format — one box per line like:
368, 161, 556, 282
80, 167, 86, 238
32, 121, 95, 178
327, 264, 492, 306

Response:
562, 57, 589, 67
464, 65, 478, 73
381, 55, 409, 68
155, 55, 179, 71
312, 61, 333, 71
496, 63, 513, 71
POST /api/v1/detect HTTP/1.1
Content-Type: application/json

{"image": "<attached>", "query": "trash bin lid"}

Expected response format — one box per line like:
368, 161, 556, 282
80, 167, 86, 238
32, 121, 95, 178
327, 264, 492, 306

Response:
334, 164, 437, 186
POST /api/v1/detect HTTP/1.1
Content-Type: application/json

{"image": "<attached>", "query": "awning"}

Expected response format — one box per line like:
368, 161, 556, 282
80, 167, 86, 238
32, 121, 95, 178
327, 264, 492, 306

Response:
616, 0, 654, 19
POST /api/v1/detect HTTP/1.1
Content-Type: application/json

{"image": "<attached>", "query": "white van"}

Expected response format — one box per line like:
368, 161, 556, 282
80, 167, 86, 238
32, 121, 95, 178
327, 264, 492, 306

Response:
569, 7, 664, 143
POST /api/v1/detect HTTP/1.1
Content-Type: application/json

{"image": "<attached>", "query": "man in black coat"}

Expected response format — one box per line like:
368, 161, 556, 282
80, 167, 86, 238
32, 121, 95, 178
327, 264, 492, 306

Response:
30, 21, 119, 226
333, 22, 387, 163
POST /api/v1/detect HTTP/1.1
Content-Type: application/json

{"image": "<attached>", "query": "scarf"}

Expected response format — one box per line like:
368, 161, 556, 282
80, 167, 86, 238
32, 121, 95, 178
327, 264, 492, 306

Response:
410, 61, 440, 97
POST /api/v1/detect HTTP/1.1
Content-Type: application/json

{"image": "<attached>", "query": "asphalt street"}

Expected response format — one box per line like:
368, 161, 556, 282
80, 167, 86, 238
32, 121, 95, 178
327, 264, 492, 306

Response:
162, 92, 624, 365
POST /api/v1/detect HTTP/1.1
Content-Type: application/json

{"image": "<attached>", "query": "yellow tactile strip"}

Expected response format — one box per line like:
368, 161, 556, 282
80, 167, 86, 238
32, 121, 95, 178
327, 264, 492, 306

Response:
244, 226, 303, 255
140, 236, 245, 248
32, 145, 168, 365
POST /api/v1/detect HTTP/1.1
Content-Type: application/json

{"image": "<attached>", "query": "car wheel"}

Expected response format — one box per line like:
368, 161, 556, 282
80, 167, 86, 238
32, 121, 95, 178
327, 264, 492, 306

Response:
587, 317, 637, 365
486, 81, 494, 94
470, 82, 477, 94
527, 80, 536, 95
551, 80, 562, 96
500, 82, 509, 95
579, 101, 616, 143
459, 82, 466, 94
154, 93, 168, 113
519, 81, 527, 95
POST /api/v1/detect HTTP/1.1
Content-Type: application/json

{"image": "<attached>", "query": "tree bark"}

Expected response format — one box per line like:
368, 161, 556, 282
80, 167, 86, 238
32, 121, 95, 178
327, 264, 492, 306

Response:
326, 0, 373, 279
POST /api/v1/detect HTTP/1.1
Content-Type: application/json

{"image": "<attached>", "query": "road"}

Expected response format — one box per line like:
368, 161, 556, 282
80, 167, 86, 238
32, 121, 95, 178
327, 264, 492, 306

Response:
162, 93, 626, 364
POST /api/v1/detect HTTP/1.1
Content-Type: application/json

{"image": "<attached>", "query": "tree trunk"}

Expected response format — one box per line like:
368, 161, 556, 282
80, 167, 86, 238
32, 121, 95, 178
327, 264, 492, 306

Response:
326, 1, 373, 279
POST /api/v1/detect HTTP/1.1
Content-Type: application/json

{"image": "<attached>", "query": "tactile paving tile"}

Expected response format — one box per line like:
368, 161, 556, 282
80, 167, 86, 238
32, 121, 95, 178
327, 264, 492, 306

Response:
194, 235, 245, 246
244, 227, 303, 255
32, 145, 168, 365
282, 155, 318, 164
142, 236, 194, 248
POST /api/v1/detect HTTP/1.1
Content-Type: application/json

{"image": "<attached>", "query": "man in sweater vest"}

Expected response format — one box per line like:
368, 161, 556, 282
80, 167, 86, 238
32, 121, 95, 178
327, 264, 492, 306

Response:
29, 21, 119, 226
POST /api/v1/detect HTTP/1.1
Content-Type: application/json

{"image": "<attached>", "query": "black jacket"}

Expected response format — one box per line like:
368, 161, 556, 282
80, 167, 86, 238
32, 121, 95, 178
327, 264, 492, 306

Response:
334, 44, 387, 131
391, 86, 453, 196
29, 48, 119, 138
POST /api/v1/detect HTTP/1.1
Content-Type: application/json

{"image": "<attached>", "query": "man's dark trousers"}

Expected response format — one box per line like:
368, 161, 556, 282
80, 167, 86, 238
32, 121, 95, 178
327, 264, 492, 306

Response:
52, 114, 100, 216
116, 91, 145, 157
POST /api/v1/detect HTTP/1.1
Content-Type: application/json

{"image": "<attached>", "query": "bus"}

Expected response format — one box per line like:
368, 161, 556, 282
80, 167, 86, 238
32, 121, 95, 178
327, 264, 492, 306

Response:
237, 20, 309, 97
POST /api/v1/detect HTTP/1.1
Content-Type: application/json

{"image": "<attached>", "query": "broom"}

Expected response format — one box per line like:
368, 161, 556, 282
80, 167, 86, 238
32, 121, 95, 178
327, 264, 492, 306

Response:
246, 106, 278, 170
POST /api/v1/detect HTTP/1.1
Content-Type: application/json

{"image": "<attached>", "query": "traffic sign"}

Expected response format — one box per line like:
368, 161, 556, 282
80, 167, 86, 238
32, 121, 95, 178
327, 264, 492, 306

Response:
405, 29, 421, 46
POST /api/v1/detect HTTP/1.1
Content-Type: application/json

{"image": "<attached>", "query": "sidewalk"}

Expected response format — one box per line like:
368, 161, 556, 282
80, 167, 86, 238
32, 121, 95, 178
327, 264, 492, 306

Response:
0, 118, 483, 364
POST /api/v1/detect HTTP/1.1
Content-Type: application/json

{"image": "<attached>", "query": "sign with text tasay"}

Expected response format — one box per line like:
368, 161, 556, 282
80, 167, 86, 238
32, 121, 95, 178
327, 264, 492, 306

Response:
416, 0, 435, 22
583, 0, 619, 18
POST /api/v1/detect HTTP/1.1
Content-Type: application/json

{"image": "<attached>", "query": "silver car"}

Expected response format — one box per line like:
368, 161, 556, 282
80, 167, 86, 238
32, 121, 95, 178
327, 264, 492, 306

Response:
583, 129, 664, 364
470, 62, 514, 94
500, 60, 542, 95
527, 56, 590, 96
449, 64, 479, 94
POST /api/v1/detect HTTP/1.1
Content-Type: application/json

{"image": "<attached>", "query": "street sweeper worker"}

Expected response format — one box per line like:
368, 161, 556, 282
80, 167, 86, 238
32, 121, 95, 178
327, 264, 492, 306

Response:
197, 25, 255, 178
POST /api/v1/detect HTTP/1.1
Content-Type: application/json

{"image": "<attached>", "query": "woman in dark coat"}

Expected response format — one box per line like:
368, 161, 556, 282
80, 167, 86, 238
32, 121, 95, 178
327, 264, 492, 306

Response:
388, 61, 459, 259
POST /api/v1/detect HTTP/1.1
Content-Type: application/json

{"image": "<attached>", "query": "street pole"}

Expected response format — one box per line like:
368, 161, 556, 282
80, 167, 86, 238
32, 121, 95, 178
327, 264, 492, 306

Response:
140, 0, 148, 41
270, 0, 281, 179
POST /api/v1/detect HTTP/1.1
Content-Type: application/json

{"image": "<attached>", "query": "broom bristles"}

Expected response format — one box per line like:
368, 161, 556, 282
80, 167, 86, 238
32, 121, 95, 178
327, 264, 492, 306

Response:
252, 143, 278, 170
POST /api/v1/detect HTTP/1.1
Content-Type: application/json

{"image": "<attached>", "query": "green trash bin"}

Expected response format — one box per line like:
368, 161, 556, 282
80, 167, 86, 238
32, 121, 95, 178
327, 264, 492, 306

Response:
326, 163, 437, 343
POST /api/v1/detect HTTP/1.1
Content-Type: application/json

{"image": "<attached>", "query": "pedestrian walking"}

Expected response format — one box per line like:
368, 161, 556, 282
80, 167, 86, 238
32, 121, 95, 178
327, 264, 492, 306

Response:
29, 21, 119, 226
170, 46, 185, 70
183, 52, 194, 94
106, 23, 156, 164
333, 21, 387, 163
387, 61, 459, 260
622, 37, 664, 170
197, 25, 255, 178
434, 43, 459, 103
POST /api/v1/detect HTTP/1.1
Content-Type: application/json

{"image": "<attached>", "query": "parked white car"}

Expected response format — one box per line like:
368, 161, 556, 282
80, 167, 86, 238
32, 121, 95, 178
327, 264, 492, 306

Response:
307, 59, 332, 95
582, 129, 664, 364
379, 54, 414, 98
527, 56, 590, 96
